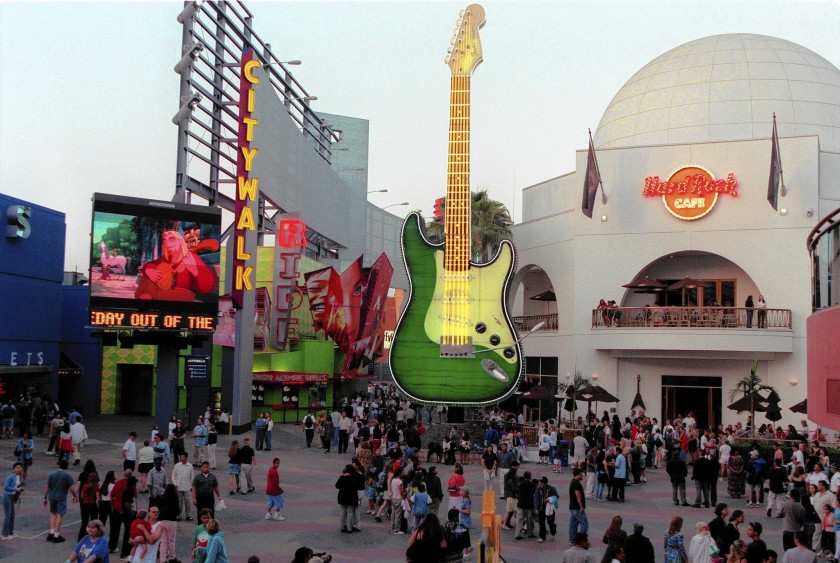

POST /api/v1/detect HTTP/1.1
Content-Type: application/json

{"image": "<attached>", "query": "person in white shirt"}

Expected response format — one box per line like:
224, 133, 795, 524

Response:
829, 464, 840, 496
683, 413, 696, 431
806, 464, 828, 488
171, 453, 195, 521
70, 419, 87, 467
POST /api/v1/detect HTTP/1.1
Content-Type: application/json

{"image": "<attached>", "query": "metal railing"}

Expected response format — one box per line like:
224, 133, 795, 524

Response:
511, 314, 558, 331
591, 306, 791, 329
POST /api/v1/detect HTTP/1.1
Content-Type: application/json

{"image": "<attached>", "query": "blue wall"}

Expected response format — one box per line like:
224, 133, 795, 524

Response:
61, 286, 101, 415
0, 193, 65, 397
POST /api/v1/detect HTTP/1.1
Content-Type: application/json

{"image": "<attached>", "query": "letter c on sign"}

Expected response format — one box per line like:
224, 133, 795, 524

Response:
6, 205, 31, 239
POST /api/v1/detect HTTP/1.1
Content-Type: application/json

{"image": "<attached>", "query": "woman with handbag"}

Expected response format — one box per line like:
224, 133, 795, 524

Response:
664, 516, 688, 563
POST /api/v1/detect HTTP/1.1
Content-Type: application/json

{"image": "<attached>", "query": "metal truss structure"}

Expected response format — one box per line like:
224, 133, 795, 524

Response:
172, 0, 340, 246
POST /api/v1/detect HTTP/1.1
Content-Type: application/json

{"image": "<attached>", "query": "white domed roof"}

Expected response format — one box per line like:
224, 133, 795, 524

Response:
594, 34, 840, 150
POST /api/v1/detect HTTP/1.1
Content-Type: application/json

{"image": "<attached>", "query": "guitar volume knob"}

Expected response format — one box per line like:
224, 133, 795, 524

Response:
503, 347, 515, 359
474, 322, 487, 334
489, 334, 501, 346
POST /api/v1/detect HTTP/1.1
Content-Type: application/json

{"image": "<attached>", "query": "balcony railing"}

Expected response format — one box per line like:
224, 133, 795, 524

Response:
511, 314, 558, 331
591, 306, 791, 329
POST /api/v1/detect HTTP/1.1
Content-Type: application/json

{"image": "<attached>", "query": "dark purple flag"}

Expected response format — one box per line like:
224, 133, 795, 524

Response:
581, 132, 602, 218
767, 114, 784, 211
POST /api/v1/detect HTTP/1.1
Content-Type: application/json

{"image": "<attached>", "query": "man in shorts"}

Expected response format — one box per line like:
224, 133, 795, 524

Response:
44, 458, 78, 543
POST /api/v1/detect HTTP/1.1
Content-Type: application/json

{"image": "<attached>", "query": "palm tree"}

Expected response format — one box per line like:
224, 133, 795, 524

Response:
558, 371, 593, 424
728, 357, 776, 436
425, 189, 513, 263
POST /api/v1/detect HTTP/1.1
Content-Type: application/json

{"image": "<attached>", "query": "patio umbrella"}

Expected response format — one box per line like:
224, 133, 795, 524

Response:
529, 290, 556, 301
765, 390, 783, 422
667, 278, 712, 305
790, 399, 808, 414
520, 384, 553, 401
622, 277, 666, 289
666, 278, 712, 290
631, 374, 646, 411
727, 392, 769, 413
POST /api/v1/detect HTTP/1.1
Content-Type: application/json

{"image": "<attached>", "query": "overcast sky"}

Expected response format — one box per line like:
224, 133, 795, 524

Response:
1, 0, 838, 271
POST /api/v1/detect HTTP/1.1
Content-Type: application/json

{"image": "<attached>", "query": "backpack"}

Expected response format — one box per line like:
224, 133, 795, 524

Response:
303, 415, 314, 429
655, 436, 663, 448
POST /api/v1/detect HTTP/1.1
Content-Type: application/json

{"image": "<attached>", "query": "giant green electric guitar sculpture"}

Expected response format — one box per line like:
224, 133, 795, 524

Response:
390, 4, 522, 405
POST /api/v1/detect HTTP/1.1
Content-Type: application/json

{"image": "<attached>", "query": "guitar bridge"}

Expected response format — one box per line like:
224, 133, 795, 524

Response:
440, 337, 476, 358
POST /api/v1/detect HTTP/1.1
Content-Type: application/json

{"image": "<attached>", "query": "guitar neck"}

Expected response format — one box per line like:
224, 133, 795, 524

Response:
444, 74, 471, 273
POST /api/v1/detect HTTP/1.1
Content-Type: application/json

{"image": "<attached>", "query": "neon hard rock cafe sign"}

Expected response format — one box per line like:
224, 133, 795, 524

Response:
641, 166, 738, 221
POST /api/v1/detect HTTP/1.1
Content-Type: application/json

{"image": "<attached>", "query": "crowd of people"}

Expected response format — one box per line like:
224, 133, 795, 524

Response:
3, 382, 840, 562
304, 384, 840, 563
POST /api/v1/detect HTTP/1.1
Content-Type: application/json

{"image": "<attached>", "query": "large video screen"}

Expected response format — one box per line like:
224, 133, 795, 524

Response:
89, 193, 222, 331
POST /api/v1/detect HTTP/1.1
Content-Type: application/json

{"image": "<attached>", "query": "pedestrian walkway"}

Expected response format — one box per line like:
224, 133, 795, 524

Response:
0, 415, 795, 562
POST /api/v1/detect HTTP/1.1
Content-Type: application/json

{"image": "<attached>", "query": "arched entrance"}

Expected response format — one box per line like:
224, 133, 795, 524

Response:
621, 250, 761, 310
509, 264, 557, 329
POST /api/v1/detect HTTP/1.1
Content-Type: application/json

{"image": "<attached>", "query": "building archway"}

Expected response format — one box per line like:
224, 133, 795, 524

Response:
509, 264, 557, 327
620, 250, 762, 309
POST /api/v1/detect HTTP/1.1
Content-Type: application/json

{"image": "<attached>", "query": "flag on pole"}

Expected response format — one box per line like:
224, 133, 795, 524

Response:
767, 113, 785, 211
581, 130, 604, 218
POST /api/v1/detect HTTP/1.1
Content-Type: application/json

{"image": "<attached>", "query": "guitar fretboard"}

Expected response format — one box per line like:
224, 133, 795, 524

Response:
442, 75, 472, 345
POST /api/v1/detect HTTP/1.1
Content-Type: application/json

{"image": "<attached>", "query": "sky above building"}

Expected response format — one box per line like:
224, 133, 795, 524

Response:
1, 0, 838, 272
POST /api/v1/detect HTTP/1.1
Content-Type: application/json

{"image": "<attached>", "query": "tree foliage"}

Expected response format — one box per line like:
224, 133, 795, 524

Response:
425, 189, 513, 263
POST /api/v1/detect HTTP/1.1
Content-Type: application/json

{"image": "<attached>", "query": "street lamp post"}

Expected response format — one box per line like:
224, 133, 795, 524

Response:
382, 202, 409, 210
368, 189, 388, 194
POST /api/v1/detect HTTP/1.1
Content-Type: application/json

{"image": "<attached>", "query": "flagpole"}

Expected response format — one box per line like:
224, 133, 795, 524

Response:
589, 129, 607, 204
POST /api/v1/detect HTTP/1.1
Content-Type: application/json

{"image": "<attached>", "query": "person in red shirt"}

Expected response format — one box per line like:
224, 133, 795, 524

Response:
265, 458, 285, 521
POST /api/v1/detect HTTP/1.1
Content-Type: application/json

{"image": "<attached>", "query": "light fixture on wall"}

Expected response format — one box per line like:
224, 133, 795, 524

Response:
789, 376, 798, 386
600, 215, 608, 222
806, 208, 815, 218
779, 208, 788, 216
592, 372, 600, 380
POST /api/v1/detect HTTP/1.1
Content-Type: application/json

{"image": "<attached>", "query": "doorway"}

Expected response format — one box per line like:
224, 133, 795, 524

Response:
661, 375, 722, 429
117, 364, 153, 415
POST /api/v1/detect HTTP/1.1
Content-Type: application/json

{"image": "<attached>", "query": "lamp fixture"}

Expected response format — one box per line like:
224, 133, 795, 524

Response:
368, 189, 388, 194
600, 214, 608, 222
789, 376, 798, 386
176, 0, 204, 24
592, 372, 600, 380
806, 208, 815, 218
288, 95, 317, 103
383, 202, 409, 210
174, 41, 204, 75
265, 60, 302, 66
172, 92, 203, 125
780, 208, 788, 216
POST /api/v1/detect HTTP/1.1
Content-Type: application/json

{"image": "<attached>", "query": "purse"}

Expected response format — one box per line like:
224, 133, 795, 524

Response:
13, 443, 21, 457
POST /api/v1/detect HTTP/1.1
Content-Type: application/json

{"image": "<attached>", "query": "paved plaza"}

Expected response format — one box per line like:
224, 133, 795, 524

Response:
0, 415, 798, 562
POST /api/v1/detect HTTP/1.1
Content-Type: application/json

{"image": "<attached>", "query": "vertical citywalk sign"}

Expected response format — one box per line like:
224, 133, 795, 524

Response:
232, 48, 259, 308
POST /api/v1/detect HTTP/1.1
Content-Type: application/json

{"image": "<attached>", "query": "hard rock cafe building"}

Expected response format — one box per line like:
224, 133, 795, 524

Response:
510, 34, 840, 432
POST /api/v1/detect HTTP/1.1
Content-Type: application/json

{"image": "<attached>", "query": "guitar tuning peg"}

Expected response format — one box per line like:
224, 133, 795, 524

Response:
459, 9, 465, 17
450, 37, 456, 45
444, 55, 450, 64
447, 47, 453, 53
455, 18, 462, 26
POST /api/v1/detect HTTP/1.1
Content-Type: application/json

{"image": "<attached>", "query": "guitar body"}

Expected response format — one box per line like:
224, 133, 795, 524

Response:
390, 213, 522, 405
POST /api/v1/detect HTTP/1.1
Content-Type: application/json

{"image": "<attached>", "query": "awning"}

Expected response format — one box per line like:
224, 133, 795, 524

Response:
59, 351, 83, 376
0, 365, 52, 375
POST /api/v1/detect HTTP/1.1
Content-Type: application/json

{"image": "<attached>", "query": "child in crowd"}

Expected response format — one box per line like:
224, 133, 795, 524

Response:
128, 510, 150, 561
410, 482, 430, 531
821, 503, 836, 559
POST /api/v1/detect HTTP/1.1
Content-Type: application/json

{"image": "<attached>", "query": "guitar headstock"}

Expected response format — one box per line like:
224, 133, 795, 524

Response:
445, 4, 486, 77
